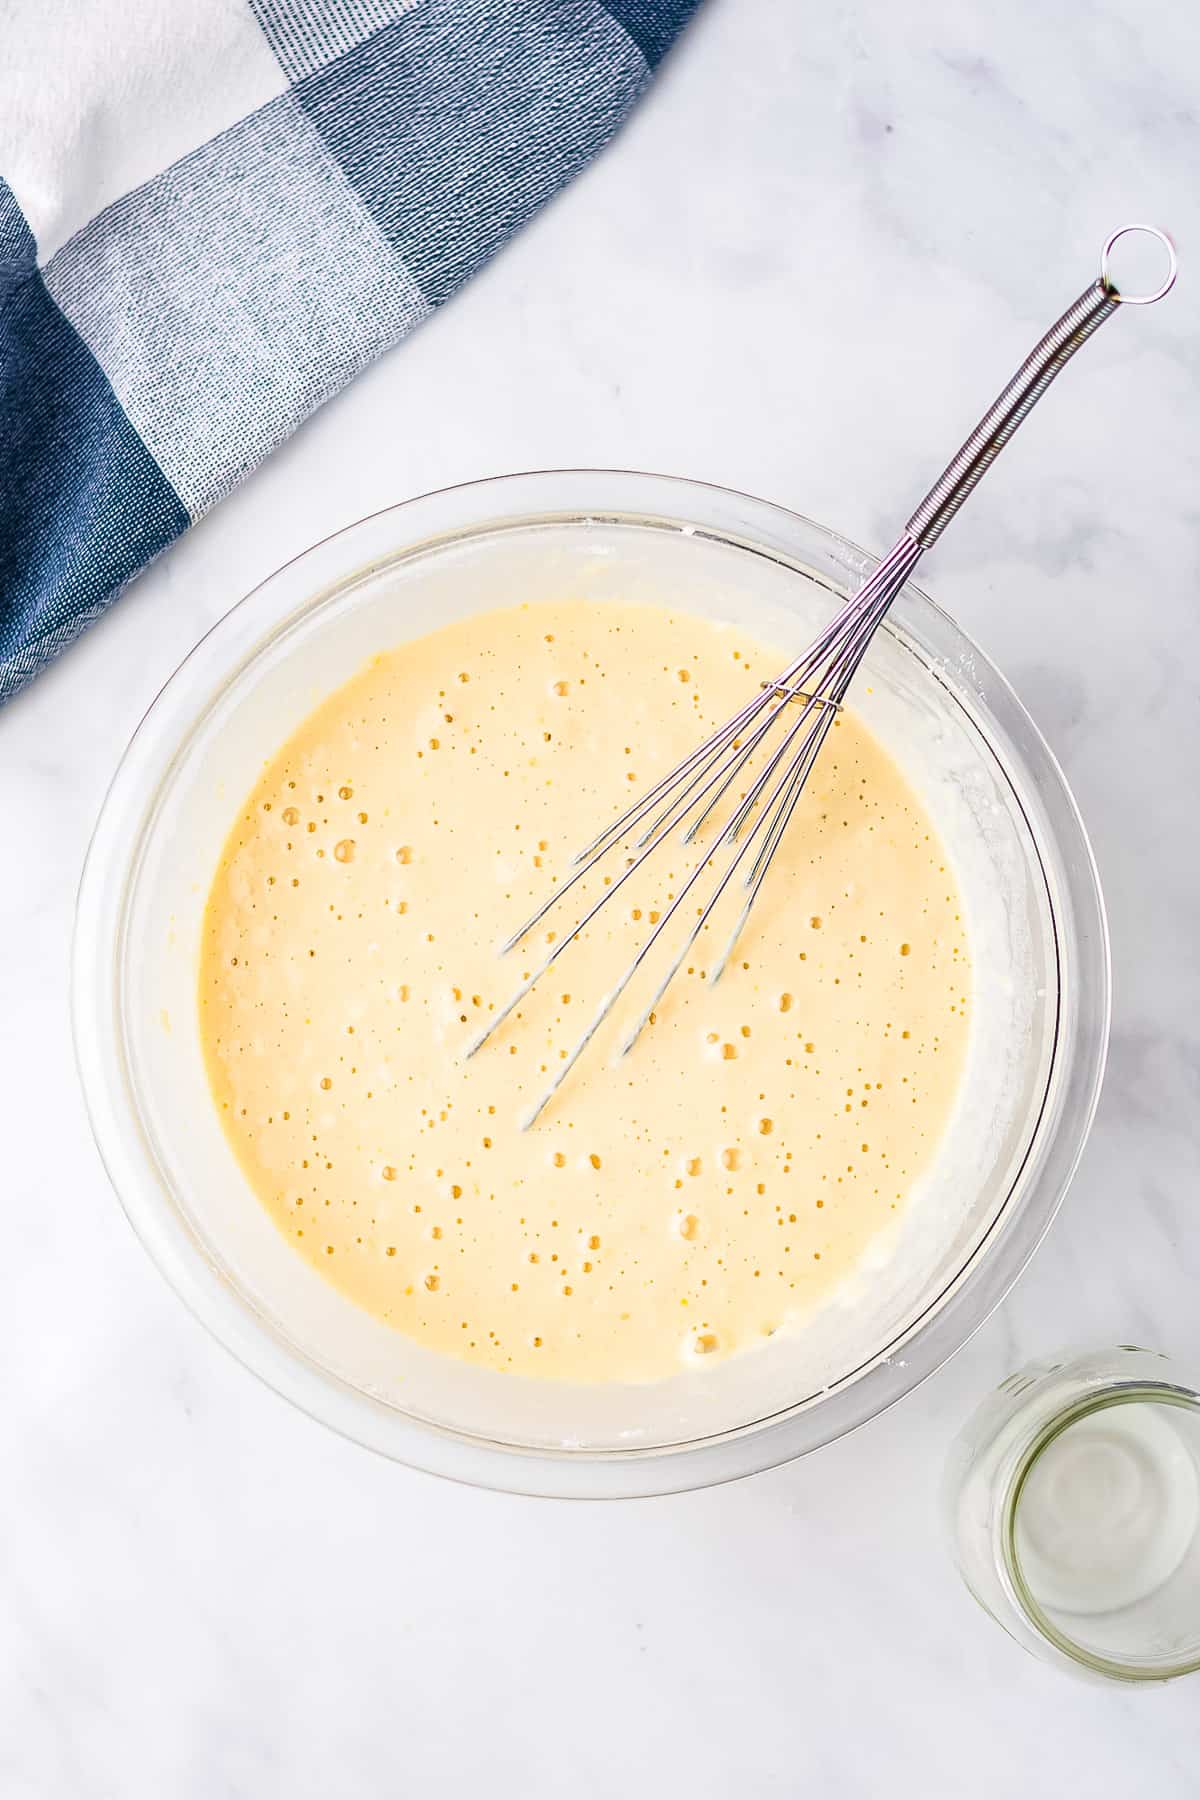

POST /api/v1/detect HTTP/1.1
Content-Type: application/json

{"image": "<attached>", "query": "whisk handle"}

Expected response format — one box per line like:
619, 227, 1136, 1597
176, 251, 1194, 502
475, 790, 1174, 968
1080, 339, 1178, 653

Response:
905, 225, 1176, 548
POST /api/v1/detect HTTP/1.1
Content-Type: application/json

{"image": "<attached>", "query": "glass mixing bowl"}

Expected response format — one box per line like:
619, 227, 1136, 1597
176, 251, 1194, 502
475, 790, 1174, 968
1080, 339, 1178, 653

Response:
72, 472, 1109, 1497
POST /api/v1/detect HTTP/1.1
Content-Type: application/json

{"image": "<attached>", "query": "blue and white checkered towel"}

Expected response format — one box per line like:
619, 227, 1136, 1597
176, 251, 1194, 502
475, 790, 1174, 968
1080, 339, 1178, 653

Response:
0, 0, 698, 704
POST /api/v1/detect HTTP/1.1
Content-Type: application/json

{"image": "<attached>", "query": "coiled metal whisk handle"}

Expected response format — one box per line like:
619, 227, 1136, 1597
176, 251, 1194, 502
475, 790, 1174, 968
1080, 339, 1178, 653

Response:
905, 224, 1177, 547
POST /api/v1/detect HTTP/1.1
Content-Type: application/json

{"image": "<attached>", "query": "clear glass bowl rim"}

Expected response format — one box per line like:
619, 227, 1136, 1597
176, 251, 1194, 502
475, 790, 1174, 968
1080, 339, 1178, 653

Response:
72, 469, 1111, 1499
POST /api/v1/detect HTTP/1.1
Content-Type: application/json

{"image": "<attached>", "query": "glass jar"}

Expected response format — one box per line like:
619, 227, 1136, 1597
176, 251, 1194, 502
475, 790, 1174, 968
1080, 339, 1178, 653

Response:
947, 1345, 1200, 1682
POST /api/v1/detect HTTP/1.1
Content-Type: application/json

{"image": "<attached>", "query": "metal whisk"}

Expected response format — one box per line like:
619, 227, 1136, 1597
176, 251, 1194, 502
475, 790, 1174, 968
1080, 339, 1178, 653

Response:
469, 225, 1176, 1126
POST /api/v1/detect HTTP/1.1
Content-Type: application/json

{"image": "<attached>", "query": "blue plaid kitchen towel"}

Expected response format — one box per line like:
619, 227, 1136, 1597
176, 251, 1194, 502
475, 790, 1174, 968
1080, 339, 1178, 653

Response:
0, 0, 699, 703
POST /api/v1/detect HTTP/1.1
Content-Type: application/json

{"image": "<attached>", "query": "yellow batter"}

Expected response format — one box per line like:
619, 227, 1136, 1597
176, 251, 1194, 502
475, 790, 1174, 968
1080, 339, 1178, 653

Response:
200, 599, 970, 1382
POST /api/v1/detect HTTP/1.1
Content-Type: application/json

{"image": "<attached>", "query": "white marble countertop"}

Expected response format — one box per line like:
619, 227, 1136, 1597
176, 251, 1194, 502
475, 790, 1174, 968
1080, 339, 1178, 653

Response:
4, 1, 1200, 1791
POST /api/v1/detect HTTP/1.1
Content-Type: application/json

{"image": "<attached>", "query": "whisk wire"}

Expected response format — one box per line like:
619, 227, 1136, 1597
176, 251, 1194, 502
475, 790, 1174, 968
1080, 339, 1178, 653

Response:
483, 532, 927, 1113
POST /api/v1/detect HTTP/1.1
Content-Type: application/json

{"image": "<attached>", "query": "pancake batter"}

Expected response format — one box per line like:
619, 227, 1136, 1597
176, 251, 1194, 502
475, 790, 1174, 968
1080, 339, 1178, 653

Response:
200, 599, 970, 1382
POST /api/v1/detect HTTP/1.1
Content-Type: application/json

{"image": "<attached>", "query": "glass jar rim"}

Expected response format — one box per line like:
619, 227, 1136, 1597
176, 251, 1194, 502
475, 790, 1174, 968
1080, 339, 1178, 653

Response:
1001, 1382, 1200, 1682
